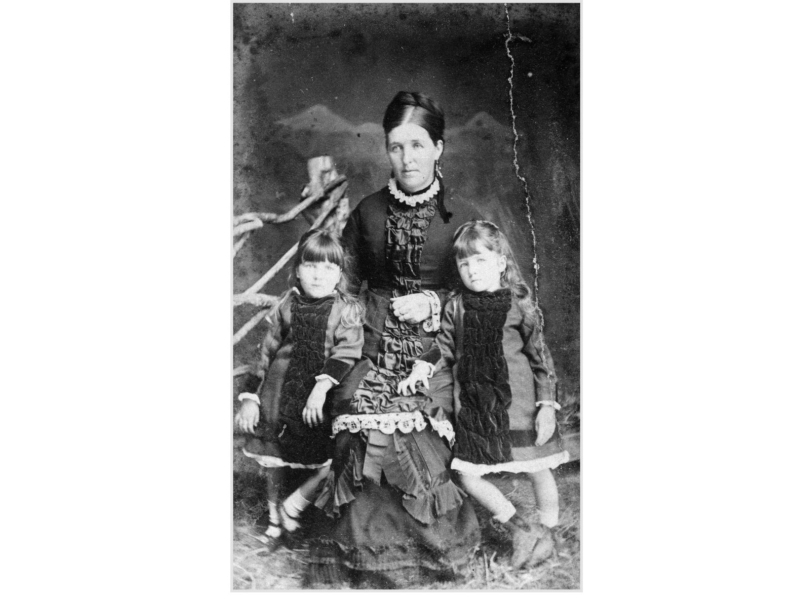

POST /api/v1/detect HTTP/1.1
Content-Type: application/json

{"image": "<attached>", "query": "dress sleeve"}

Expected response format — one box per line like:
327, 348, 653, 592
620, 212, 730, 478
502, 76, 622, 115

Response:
341, 208, 364, 295
238, 294, 289, 395
520, 308, 558, 405
418, 297, 458, 369
320, 302, 364, 384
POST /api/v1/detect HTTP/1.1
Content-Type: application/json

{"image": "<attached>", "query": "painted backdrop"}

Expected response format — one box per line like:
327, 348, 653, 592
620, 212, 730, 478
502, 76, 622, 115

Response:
233, 3, 580, 409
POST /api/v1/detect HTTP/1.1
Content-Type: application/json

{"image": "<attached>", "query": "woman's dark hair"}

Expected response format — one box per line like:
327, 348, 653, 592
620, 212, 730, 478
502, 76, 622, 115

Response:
382, 91, 445, 144
382, 92, 451, 223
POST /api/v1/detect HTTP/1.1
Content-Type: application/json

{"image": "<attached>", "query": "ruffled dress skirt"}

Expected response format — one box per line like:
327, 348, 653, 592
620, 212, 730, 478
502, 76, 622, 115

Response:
305, 299, 481, 587
306, 422, 480, 588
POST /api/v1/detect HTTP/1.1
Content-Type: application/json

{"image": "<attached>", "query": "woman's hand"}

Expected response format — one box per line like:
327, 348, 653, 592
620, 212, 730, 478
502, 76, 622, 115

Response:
391, 293, 432, 324
235, 399, 260, 434
303, 379, 333, 428
397, 362, 432, 396
535, 405, 556, 446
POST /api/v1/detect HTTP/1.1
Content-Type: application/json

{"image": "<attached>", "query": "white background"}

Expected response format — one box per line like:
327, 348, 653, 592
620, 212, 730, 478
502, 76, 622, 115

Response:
1, 1, 798, 598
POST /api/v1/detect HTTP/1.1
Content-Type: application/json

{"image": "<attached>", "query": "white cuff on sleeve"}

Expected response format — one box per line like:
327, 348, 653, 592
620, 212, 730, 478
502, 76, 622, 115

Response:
315, 374, 340, 386
238, 392, 260, 406
421, 290, 442, 333
413, 360, 436, 378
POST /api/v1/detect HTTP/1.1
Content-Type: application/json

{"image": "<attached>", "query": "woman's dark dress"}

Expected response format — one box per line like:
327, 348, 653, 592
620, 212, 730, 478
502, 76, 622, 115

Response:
305, 187, 483, 588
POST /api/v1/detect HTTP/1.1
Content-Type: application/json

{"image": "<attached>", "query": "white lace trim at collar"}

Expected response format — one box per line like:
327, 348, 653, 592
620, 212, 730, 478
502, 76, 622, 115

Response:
388, 177, 440, 207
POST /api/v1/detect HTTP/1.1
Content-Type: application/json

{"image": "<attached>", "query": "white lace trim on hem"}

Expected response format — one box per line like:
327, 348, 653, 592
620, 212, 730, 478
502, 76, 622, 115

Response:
242, 448, 331, 470
451, 450, 570, 476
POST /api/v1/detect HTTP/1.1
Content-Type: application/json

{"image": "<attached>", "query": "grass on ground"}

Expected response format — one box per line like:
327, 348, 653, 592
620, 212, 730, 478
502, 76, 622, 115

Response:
232, 460, 580, 590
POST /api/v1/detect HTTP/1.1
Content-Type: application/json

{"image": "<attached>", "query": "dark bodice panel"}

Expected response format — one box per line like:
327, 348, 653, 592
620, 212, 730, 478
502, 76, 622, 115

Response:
342, 188, 483, 294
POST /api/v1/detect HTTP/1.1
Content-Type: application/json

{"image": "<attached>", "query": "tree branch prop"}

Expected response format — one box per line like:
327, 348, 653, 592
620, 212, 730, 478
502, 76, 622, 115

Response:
232, 175, 346, 229
232, 231, 252, 259
241, 181, 348, 297
233, 217, 265, 237
232, 293, 279, 308
232, 183, 349, 345
233, 365, 251, 378
233, 308, 271, 346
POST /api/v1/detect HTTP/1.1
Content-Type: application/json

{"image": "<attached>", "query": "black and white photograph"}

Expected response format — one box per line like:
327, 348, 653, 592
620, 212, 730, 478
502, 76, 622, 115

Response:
232, 2, 580, 589
6, 0, 800, 598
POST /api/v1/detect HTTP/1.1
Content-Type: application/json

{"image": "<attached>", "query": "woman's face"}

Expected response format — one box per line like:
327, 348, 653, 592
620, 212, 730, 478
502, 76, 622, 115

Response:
386, 123, 444, 193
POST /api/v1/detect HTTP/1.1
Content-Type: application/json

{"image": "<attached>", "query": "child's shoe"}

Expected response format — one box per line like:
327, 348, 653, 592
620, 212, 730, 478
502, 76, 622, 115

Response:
246, 519, 283, 551
525, 525, 555, 567
509, 516, 542, 569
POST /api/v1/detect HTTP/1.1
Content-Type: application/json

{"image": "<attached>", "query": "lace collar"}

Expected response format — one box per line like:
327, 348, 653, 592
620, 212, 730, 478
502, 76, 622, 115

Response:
387, 176, 440, 207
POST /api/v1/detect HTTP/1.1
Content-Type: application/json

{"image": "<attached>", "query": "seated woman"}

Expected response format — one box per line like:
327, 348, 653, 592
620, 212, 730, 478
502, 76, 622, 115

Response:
306, 91, 484, 588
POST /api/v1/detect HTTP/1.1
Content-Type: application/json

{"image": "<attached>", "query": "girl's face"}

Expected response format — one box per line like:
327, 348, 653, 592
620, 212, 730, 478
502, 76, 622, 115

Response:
296, 260, 341, 298
386, 123, 444, 193
457, 243, 507, 293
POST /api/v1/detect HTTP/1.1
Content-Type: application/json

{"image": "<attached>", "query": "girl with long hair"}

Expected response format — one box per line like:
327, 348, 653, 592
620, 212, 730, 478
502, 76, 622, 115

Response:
235, 228, 363, 548
399, 220, 570, 568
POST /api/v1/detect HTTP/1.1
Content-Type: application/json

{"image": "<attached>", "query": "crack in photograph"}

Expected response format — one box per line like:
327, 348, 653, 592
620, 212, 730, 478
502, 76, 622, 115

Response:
232, 2, 580, 590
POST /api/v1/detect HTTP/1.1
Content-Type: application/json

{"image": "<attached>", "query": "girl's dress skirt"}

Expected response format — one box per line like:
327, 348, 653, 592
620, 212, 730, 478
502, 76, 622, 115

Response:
450, 426, 570, 477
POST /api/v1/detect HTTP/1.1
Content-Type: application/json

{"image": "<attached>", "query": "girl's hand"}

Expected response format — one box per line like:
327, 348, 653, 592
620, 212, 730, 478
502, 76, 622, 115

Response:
235, 399, 260, 434
397, 362, 431, 396
303, 380, 332, 428
391, 293, 432, 324
535, 405, 556, 446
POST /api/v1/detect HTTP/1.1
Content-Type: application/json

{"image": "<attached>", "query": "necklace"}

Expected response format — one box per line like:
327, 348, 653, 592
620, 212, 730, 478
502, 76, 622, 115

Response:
387, 176, 440, 207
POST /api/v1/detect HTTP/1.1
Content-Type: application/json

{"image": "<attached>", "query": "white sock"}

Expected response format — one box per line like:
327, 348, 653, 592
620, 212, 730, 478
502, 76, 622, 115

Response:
265, 525, 282, 538
283, 489, 311, 519
265, 501, 281, 537
538, 508, 559, 528
491, 499, 517, 524
268, 501, 280, 523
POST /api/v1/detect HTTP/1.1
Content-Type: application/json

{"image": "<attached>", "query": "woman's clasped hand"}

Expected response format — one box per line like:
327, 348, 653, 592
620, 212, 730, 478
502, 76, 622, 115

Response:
390, 292, 432, 323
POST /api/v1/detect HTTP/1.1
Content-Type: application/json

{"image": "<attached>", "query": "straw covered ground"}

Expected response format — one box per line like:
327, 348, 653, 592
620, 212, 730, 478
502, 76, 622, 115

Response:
232, 458, 580, 590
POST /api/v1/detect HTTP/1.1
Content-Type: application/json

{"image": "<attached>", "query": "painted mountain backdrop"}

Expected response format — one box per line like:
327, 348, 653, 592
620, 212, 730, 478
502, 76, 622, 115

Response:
272, 105, 523, 234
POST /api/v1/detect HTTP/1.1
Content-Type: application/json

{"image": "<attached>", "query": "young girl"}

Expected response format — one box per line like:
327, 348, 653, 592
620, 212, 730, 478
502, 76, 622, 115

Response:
399, 220, 570, 569
235, 228, 363, 547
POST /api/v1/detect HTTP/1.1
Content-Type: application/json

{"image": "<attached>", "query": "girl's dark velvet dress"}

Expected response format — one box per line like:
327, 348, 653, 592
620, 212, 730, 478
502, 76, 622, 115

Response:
306, 186, 483, 588
238, 289, 363, 469
418, 289, 570, 476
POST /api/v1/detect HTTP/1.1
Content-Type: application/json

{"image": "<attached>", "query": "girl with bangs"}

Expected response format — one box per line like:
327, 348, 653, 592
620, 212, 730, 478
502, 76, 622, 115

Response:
399, 220, 570, 569
235, 228, 364, 548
